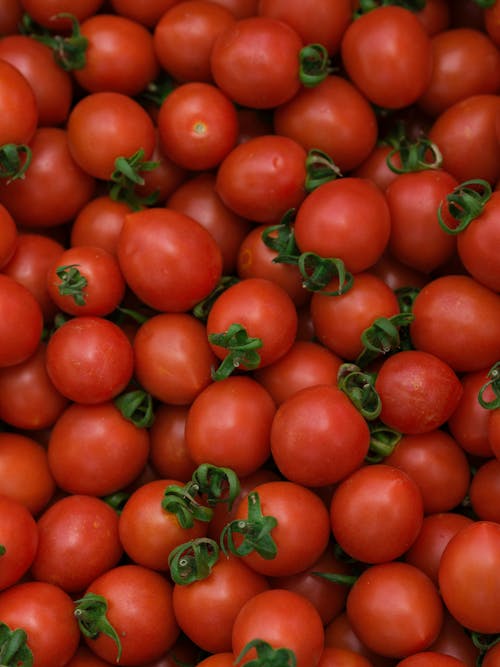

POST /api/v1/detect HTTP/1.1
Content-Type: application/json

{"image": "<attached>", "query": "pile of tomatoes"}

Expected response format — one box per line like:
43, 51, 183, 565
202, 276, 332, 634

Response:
0, 0, 500, 665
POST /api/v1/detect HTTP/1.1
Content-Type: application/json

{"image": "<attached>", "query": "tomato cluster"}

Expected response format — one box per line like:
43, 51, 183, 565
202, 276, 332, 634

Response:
0, 0, 500, 666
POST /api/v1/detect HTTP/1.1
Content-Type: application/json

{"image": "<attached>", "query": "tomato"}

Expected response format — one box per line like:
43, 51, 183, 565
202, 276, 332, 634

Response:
45, 316, 134, 404
294, 177, 391, 274
67, 91, 156, 180
31, 494, 123, 593
153, 1, 236, 83
232, 588, 325, 667
384, 430, 471, 514
409, 275, 500, 373
346, 562, 443, 659
489, 409, 500, 459
215, 134, 307, 223
19, 0, 105, 30
0, 580, 80, 667
317, 647, 377, 667
210, 16, 303, 109
0, 127, 96, 228
134, 133, 188, 206
0, 203, 16, 270
0, 57, 37, 148
310, 272, 400, 361
485, 0, 500, 46
396, 653, 467, 667
324, 612, 395, 667
483, 642, 500, 667
0, 0, 23, 35
206, 277, 298, 369
0, 494, 38, 591
158, 82, 238, 171
117, 207, 223, 313
231, 480, 331, 577
80, 564, 180, 665
185, 375, 275, 477
173, 553, 269, 654
149, 404, 198, 483
63, 645, 115, 667
167, 171, 251, 274
415, 0, 450, 36
254, 339, 342, 406
371, 252, 428, 292
417, 28, 500, 118
375, 350, 463, 434
209, 0, 258, 19
428, 612, 480, 667
273, 75, 378, 174
270, 384, 370, 487
47, 401, 149, 496
70, 195, 131, 256
330, 464, 423, 564
341, 6, 433, 109
258, 0, 351, 55
109, 0, 183, 27
384, 169, 459, 274
439, 521, 500, 634
428, 94, 500, 185
468, 458, 500, 523
195, 654, 235, 667
0, 273, 43, 368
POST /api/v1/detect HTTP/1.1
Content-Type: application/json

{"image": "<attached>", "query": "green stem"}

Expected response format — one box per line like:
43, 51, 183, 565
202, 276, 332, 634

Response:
114, 389, 155, 428
355, 0, 425, 15
438, 179, 492, 234
261, 209, 300, 265
365, 422, 402, 463
337, 363, 381, 420
235, 639, 297, 667
74, 593, 122, 663
192, 463, 240, 510
386, 136, 442, 174
55, 264, 88, 306
109, 148, 160, 210
22, 13, 88, 71
220, 491, 277, 560
355, 312, 415, 368
304, 149, 343, 192
298, 44, 331, 87
162, 481, 213, 529
0, 144, 32, 181
478, 362, 500, 410
168, 538, 220, 585
0, 623, 32, 666
298, 253, 354, 296
102, 491, 130, 515
192, 276, 240, 321
312, 571, 358, 586
208, 323, 263, 380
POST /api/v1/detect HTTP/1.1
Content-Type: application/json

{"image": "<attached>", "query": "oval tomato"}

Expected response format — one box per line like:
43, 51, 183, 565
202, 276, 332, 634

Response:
0, 273, 43, 368
469, 458, 500, 523
0, 494, 38, 591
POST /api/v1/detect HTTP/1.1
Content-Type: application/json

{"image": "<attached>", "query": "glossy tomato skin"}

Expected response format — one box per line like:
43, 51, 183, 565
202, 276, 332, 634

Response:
70, 195, 131, 257
0, 203, 16, 270
330, 464, 424, 564
439, 521, 500, 634
232, 588, 325, 667
346, 562, 443, 659
149, 404, 198, 483
428, 611, 480, 667
19, 0, 105, 30
0, 581, 80, 667
270, 384, 370, 487
469, 459, 500, 523
375, 350, 463, 434
341, 6, 433, 109
409, 275, 500, 373
117, 207, 223, 313
0, 495, 38, 591
294, 178, 391, 274
396, 653, 468, 667
0, 58, 38, 146
324, 612, 395, 667
0, 273, 43, 368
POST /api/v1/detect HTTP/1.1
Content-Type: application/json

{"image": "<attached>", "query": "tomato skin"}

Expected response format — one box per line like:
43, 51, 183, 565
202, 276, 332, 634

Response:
375, 350, 463, 434
294, 178, 391, 274
19, 0, 105, 30
0, 495, 38, 591
232, 588, 325, 667
469, 458, 500, 523
273, 75, 378, 174
428, 611, 480, 667
0, 0, 23, 35
0, 58, 38, 146
409, 275, 500, 373
82, 564, 180, 665
70, 195, 132, 256
149, 404, 198, 483
31, 494, 123, 593
0, 273, 43, 368
489, 409, 500, 460
47, 401, 149, 496
324, 612, 395, 667
117, 207, 223, 313
317, 647, 376, 667
330, 464, 424, 564
341, 6, 433, 109
270, 384, 370, 487
0, 581, 80, 667
63, 645, 116, 667
346, 562, 443, 659
185, 376, 276, 477
195, 654, 235, 667
0, 203, 16, 270
173, 554, 270, 653
483, 642, 500, 667
438, 521, 500, 634
396, 653, 467, 667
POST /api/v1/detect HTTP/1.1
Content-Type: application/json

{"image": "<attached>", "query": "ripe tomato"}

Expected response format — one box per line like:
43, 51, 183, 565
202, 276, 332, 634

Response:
428, 611, 480, 667
19, 0, 105, 30
270, 384, 370, 487
47, 401, 149, 496
232, 588, 325, 667
483, 642, 500, 667
396, 653, 468, 667
409, 275, 500, 372
70, 195, 133, 256
0, 57, 38, 147
324, 612, 395, 667
375, 350, 463, 434
469, 458, 500, 523
63, 645, 117, 667
0, 581, 80, 667
294, 177, 391, 274
149, 404, 198, 483
346, 562, 443, 659
318, 647, 377, 667
0, 273, 43, 368
438, 521, 500, 634
210, 16, 303, 109
117, 207, 223, 313
0, 0, 23, 35
31, 494, 123, 593
0, 203, 16, 270
341, 6, 433, 109
0, 494, 38, 591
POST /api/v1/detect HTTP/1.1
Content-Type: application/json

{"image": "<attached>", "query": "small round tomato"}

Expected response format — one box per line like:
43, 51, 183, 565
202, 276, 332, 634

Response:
18, 0, 105, 30
149, 404, 198, 483
469, 458, 500, 523
0, 203, 16, 270
324, 612, 395, 667
0, 494, 38, 591
70, 195, 134, 256
428, 611, 480, 667
0, 0, 23, 35
396, 653, 468, 667
0, 273, 43, 368
0, 57, 38, 147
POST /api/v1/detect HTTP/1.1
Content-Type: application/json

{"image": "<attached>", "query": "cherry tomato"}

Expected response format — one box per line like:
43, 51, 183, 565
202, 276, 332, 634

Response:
324, 612, 395, 667
0, 0, 23, 35
317, 647, 376, 667
396, 653, 467, 667
469, 458, 500, 523
19, 0, 105, 30
0, 57, 38, 147
0, 273, 43, 368
428, 611, 480, 667
0, 494, 38, 591
149, 404, 198, 483
70, 195, 132, 256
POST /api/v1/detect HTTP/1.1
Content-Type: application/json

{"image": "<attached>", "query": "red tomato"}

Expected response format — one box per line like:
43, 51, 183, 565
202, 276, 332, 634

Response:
117, 207, 223, 313
232, 588, 325, 667
483, 642, 500, 667
0, 494, 38, 591
0, 0, 23, 35
409, 275, 500, 373
70, 195, 132, 256
0, 203, 16, 270
294, 178, 391, 274
317, 647, 376, 667
270, 384, 370, 487
195, 654, 235, 667
80, 564, 180, 665
0, 273, 43, 368
438, 521, 500, 634
19, 0, 105, 30
0, 581, 80, 667
58, 645, 113, 667
428, 611, 480, 667
209, 0, 258, 18
210, 16, 303, 109
185, 376, 276, 477
31, 494, 123, 593
0, 57, 37, 147
149, 404, 198, 483
375, 350, 463, 434
415, 0, 450, 36
489, 409, 500, 459
371, 252, 428, 292
324, 612, 395, 667
215, 134, 307, 223
396, 653, 467, 667
330, 464, 424, 563
46, 316, 134, 404
469, 458, 500, 523
109, 0, 183, 27
274, 75, 378, 174
47, 401, 149, 496
341, 6, 433, 109
346, 562, 443, 659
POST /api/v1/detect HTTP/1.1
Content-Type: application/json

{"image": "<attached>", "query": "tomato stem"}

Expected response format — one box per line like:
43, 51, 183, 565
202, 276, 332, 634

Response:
220, 491, 278, 560
298, 253, 354, 296
0, 143, 32, 181
208, 323, 263, 380
312, 571, 358, 586
337, 363, 381, 420
437, 179, 492, 234
168, 538, 220, 585
365, 422, 402, 463
235, 639, 297, 667
162, 483, 213, 530
0, 622, 33, 666
114, 389, 155, 428
0, 545, 5, 556
386, 136, 442, 174
192, 276, 240, 321
102, 491, 130, 515
304, 148, 342, 192
261, 210, 301, 265
55, 263, 88, 306
192, 463, 241, 510
74, 593, 122, 662
299, 43, 332, 87
478, 362, 500, 410
21, 12, 88, 71
356, 312, 415, 368
109, 148, 160, 210
138, 72, 176, 107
